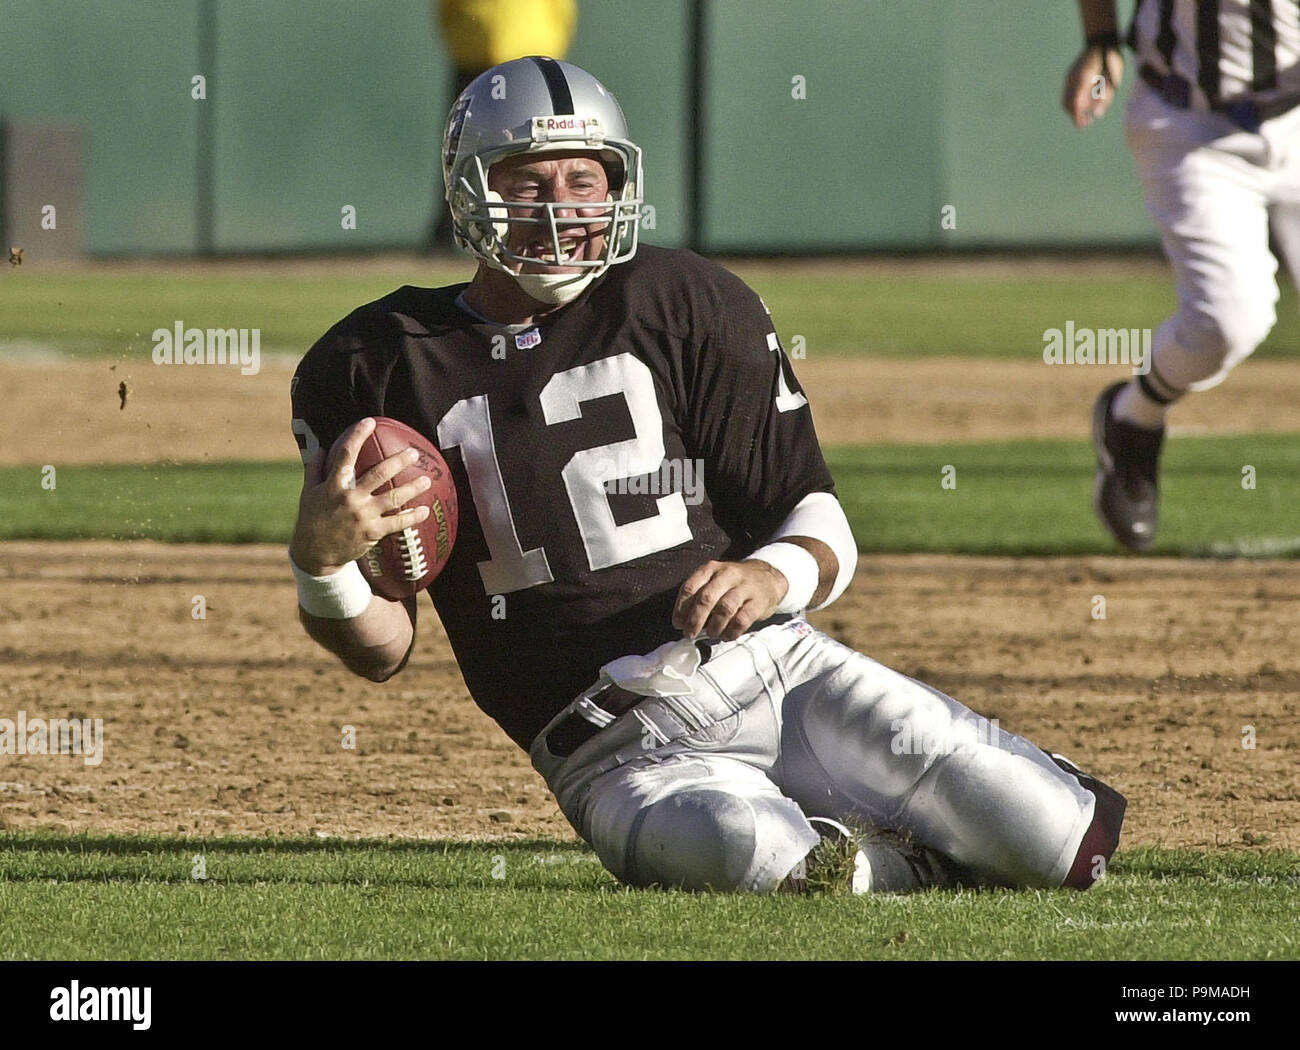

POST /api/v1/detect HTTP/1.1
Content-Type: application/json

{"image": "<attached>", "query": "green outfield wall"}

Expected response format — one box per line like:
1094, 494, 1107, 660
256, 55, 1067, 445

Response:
0, 0, 1153, 256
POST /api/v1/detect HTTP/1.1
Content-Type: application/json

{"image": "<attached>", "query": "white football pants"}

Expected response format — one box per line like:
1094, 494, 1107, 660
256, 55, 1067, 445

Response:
1125, 79, 1300, 397
530, 620, 1104, 893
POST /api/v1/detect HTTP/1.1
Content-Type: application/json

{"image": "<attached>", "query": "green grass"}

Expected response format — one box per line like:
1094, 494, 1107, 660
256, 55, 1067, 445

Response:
0, 833, 1294, 959
0, 268, 471, 356
4, 264, 1297, 358
732, 266, 1300, 359
0, 461, 301, 543
828, 433, 1300, 556
4, 433, 1297, 555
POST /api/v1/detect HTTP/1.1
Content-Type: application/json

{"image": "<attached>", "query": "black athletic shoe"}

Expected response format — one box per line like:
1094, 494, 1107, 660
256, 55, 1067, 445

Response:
1092, 380, 1164, 552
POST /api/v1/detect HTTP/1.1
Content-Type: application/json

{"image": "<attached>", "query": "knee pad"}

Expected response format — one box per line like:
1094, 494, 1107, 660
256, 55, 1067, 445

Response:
1161, 301, 1275, 391
908, 740, 1096, 888
628, 789, 815, 893
794, 665, 1097, 888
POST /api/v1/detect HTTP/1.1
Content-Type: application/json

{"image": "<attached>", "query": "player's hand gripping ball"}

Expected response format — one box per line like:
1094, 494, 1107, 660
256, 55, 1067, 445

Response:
349, 418, 458, 599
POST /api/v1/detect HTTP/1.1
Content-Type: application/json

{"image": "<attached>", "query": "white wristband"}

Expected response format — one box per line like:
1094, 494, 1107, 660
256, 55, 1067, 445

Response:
769, 492, 857, 611
291, 555, 373, 619
748, 542, 819, 615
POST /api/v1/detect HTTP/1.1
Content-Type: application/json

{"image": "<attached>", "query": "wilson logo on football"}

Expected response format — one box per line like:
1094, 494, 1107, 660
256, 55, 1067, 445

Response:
431, 500, 451, 562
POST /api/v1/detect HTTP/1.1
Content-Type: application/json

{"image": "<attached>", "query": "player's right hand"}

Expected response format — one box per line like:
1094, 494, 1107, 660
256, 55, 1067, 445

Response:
1063, 44, 1124, 127
288, 417, 432, 577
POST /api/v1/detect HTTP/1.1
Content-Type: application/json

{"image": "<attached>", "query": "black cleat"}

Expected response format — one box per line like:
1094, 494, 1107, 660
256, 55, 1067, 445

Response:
1092, 380, 1164, 552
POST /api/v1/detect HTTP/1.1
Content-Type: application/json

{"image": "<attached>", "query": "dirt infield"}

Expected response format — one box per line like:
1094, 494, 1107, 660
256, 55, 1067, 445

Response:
3, 340, 1298, 855
4, 354, 1300, 466
1, 540, 1296, 851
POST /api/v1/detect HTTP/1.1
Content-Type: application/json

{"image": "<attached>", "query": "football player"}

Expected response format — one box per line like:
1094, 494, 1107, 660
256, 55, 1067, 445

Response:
288, 57, 1125, 893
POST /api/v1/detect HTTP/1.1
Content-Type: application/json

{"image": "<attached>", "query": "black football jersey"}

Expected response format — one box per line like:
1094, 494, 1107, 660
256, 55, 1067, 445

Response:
291, 245, 836, 749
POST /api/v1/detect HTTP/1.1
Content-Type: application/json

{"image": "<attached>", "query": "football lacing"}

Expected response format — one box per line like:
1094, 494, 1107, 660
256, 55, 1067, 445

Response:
399, 527, 428, 581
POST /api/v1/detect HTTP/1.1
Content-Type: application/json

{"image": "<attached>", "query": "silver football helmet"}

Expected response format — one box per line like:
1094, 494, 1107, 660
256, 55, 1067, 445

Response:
441, 56, 643, 304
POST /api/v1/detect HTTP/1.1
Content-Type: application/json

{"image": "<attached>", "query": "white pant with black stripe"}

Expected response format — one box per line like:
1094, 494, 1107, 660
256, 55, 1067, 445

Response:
1125, 79, 1300, 397
530, 619, 1099, 893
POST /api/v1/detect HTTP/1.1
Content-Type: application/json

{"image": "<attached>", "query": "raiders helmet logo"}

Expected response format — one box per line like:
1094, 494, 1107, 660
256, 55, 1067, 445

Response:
443, 93, 472, 175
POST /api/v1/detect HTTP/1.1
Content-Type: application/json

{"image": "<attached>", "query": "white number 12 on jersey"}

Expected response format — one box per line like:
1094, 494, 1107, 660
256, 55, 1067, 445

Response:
436, 353, 693, 595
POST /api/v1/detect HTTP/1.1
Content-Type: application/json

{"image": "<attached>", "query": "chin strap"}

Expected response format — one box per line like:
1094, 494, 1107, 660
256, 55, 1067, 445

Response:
511, 269, 599, 305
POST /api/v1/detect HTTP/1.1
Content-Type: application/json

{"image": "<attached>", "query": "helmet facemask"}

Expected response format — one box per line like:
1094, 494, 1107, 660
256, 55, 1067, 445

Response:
446, 121, 643, 305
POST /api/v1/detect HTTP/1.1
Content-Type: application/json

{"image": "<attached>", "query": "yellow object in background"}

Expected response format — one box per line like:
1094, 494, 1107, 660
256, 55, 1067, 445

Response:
438, 0, 578, 70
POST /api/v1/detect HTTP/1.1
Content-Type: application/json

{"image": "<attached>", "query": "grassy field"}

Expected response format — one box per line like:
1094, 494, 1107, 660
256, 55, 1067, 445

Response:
0, 832, 1295, 960
4, 434, 1298, 555
4, 263, 1298, 359
2, 262, 1297, 963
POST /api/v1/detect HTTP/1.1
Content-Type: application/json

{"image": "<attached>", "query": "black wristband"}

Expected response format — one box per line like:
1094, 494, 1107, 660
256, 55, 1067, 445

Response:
1086, 29, 1121, 50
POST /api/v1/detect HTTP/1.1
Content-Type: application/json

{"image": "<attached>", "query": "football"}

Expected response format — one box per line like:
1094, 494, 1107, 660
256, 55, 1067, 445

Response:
349, 417, 458, 600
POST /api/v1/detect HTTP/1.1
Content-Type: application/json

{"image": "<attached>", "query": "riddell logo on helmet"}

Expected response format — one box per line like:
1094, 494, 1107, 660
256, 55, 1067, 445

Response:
533, 116, 600, 134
